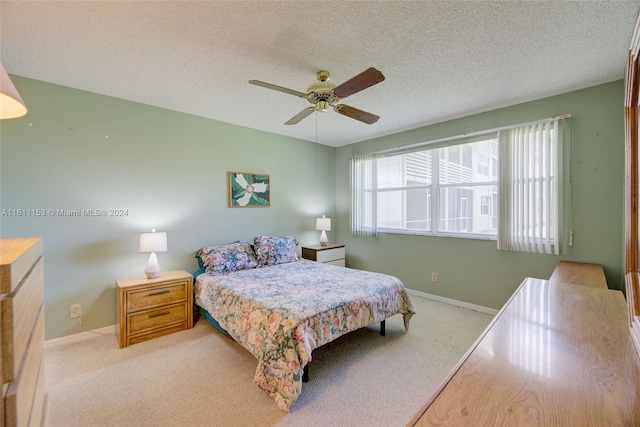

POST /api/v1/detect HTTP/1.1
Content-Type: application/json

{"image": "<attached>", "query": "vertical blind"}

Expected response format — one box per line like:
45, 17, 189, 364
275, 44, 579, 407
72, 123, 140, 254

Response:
351, 153, 378, 237
498, 117, 570, 254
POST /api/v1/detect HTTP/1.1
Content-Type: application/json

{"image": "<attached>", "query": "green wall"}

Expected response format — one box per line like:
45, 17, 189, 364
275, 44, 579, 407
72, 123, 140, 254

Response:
334, 81, 625, 309
0, 77, 336, 340
0, 77, 625, 339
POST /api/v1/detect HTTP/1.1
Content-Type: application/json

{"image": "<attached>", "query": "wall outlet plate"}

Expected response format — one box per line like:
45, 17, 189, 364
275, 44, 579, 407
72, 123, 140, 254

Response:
70, 303, 82, 318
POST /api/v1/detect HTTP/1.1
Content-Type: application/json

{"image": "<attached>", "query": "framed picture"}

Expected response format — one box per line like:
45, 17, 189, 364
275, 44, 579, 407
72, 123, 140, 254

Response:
228, 172, 270, 207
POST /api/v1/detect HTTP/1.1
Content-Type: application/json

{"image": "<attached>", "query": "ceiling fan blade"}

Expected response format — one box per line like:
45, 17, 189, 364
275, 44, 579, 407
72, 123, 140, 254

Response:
335, 104, 380, 125
285, 106, 315, 125
332, 68, 385, 99
248, 80, 307, 98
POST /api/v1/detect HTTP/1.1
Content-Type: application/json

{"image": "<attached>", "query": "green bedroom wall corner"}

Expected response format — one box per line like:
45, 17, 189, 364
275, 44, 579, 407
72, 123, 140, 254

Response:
334, 80, 626, 309
0, 76, 337, 340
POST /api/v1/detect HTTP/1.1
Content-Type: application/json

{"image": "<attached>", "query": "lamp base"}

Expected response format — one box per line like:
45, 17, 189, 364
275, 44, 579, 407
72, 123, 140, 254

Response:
319, 230, 329, 246
145, 252, 161, 279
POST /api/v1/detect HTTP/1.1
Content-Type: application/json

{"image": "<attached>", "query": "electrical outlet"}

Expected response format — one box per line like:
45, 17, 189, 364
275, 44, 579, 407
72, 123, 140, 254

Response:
431, 272, 438, 283
70, 303, 82, 319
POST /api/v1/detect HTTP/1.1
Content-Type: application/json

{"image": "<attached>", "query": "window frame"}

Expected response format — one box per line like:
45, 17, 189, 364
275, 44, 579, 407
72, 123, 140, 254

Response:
372, 134, 499, 240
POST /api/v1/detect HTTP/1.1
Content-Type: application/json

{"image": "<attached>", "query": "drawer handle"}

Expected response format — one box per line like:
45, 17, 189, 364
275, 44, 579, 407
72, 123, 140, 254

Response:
149, 311, 171, 319
148, 289, 170, 296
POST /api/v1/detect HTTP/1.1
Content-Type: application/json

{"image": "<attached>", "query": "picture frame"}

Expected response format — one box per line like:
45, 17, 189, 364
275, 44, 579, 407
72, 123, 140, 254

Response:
228, 172, 270, 208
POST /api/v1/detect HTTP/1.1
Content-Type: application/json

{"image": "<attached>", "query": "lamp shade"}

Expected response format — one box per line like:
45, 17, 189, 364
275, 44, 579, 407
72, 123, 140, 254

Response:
0, 63, 27, 120
316, 216, 331, 231
139, 231, 167, 253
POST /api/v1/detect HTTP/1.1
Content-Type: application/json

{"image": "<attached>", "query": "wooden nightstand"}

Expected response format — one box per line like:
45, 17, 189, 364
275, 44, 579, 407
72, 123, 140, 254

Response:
116, 270, 193, 348
301, 243, 346, 267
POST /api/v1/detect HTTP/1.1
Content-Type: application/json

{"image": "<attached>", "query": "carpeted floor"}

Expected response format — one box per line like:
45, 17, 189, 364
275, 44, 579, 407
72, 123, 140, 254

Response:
44, 295, 493, 427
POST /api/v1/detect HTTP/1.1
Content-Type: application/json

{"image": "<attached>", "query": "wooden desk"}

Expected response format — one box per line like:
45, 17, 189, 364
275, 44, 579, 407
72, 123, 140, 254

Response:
549, 260, 607, 288
408, 278, 640, 426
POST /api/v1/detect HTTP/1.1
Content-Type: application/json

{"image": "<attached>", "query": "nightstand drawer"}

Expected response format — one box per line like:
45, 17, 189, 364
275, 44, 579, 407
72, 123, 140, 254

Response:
127, 281, 188, 312
315, 247, 345, 263
128, 324, 188, 346
128, 303, 187, 335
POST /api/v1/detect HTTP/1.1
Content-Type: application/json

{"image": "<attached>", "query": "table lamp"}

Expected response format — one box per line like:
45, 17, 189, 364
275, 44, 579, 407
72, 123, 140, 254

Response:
139, 229, 167, 279
0, 63, 28, 119
316, 215, 331, 246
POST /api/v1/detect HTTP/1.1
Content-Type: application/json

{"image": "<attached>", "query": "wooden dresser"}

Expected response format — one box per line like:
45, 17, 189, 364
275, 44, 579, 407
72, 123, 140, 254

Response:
408, 277, 640, 426
549, 260, 608, 289
0, 238, 46, 427
117, 270, 193, 348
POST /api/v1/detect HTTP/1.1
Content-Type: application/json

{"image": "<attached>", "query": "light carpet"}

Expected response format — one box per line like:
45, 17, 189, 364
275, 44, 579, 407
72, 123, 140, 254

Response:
44, 295, 493, 427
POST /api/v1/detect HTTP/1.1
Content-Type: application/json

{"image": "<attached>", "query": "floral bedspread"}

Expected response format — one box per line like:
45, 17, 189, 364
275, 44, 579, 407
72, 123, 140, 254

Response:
194, 259, 415, 412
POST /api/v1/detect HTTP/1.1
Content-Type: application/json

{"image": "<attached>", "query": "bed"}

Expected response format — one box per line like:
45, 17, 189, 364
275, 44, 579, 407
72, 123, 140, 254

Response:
193, 236, 415, 412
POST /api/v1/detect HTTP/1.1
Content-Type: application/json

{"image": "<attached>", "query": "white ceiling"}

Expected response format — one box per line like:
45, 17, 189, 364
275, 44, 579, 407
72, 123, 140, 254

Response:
1, 1, 639, 147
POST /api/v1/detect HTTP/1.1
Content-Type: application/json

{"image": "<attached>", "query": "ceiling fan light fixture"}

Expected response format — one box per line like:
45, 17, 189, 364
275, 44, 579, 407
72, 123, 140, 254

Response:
317, 101, 329, 112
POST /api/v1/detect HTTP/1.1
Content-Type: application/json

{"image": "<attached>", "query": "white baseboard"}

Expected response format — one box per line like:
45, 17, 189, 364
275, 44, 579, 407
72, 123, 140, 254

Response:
405, 288, 499, 316
44, 324, 117, 349
44, 291, 496, 349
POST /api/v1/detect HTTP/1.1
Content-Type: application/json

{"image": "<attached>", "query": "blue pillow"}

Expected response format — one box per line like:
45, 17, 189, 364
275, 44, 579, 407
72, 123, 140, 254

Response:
195, 242, 258, 274
253, 235, 298, 266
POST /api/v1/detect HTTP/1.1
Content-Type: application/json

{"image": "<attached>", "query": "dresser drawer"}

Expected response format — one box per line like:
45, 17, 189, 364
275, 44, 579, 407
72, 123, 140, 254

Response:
1, 257, 44, 383
128, 303, 187, 335
0, 238, 42, 294
29, 357, 46, 427
127, 281, 188, 312
4, 305, 44, 427
315, 247, 345, 263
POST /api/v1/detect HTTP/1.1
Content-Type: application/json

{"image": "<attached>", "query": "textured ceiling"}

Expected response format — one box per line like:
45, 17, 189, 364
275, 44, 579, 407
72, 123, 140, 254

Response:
1, 1, 639, 147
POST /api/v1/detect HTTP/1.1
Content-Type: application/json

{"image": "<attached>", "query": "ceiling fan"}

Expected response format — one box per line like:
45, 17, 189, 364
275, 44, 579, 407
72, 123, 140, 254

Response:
249, 68, 384, 125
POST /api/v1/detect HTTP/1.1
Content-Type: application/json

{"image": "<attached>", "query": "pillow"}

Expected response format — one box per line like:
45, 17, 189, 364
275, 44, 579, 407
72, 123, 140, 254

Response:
253, 235, 299, 266
195, 241, 258, 274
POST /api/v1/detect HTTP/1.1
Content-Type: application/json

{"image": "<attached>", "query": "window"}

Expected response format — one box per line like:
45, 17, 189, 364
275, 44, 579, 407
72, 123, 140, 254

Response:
351, 116, 570, 253
352, 136, 498, 239
477, 154, 489, 176
480, 195, 490, 215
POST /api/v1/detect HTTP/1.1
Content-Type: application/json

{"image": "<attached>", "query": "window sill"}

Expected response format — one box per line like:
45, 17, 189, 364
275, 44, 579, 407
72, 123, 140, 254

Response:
376, 228, 497, 241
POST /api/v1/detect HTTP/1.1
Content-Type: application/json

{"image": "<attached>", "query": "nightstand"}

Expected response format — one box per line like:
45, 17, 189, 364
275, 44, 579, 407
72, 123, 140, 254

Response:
116, 270, 193, 348
301, 243, 346, 267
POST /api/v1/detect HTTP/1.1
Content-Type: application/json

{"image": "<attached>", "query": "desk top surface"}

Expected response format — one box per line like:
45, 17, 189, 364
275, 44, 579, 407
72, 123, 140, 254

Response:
410, 278, 640, 426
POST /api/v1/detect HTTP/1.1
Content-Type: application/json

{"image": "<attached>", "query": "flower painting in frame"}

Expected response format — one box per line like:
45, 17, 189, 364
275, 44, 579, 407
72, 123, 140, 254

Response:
228, 172, 270, 207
